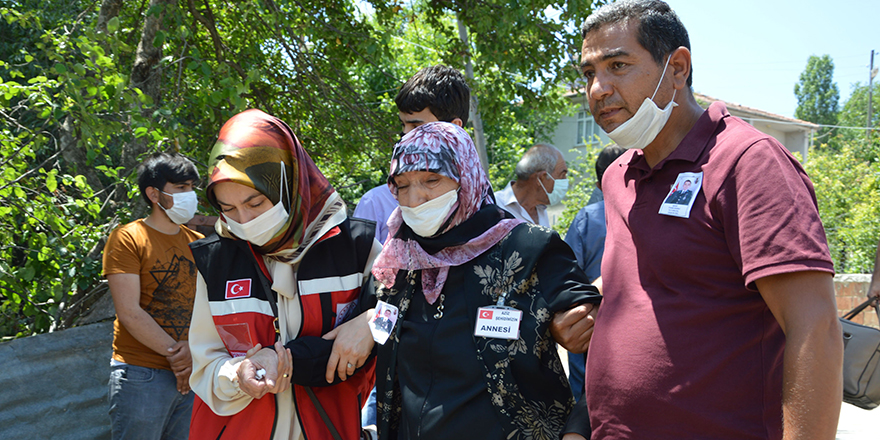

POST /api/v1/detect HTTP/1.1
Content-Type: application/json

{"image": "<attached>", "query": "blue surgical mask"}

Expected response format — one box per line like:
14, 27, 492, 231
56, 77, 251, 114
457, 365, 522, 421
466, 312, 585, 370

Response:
538, 176, 569, 206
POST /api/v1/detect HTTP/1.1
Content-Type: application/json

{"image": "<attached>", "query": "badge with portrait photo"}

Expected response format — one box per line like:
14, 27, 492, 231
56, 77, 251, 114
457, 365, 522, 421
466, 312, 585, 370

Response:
659, 172, 703, 218
369, 301, 399, 345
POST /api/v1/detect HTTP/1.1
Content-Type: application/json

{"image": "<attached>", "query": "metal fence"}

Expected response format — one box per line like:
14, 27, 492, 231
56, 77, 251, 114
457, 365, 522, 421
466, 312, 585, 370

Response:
0, 320, 113, 440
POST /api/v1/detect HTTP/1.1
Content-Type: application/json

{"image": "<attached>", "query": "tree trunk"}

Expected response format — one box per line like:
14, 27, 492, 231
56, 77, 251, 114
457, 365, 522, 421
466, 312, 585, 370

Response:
118, 0, 176, 217
96, 0, 123, 33
59, 116, 103, 190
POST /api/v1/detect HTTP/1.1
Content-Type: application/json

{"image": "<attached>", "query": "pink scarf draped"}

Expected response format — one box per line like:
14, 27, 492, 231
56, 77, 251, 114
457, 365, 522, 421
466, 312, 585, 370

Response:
371, 122, 523, 304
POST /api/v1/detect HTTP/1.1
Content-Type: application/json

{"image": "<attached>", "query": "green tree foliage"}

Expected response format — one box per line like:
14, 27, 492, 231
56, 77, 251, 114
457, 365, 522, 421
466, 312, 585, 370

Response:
794, 55, 839, 135
806, 136, 880, 274
838, 81, 880, 145
0, 0, 599, 338
552, 143, 601, 237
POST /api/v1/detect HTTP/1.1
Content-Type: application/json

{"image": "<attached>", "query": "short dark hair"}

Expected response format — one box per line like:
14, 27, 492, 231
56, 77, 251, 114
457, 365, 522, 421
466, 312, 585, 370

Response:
395, 65, 470, 124
136, 152, 199, 206
595, 145, 626, 183
582, 0, 692, 87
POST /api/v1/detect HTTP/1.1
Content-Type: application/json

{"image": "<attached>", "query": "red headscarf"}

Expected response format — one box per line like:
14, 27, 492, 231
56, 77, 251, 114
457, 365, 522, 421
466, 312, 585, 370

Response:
207, 109, 346, 263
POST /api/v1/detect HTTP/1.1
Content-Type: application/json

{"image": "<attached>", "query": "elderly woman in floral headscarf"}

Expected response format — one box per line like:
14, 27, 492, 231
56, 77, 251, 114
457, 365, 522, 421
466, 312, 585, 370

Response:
366, 122, 602, 440
187, 109, 380, 440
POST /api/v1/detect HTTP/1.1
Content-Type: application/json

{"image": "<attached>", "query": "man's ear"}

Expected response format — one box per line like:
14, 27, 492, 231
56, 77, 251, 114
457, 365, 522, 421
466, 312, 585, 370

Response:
145, 186, 161, 206
450, 117, 463, 128
670, 46, 691, 91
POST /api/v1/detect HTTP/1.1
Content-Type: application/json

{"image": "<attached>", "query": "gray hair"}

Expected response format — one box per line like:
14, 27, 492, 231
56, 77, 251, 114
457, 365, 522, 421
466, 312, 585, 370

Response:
515, 143, 561, 181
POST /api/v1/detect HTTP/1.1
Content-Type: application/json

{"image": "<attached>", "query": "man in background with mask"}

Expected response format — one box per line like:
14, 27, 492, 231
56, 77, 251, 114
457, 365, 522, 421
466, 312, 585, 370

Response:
495, 143, 569, 227
555, 1, 843, 439
103, 152, 204, 440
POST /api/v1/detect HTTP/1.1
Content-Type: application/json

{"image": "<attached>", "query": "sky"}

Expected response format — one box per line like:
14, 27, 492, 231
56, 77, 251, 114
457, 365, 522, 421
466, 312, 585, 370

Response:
666, 0, 879, 120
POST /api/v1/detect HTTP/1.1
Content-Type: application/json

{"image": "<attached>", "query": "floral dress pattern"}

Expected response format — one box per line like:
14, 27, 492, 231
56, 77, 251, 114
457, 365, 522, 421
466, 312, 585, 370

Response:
372, 223, 601, 440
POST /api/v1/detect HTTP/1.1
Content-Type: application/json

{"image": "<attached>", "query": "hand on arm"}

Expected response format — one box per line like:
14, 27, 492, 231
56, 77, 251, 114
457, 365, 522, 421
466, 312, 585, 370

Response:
322, 309, 376, 383
755, 271, 843, 440
550, 303, 598, 354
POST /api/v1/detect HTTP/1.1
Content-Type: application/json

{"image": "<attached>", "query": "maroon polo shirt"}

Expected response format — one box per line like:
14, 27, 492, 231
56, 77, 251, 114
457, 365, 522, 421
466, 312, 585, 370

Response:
586, 102, 834, 439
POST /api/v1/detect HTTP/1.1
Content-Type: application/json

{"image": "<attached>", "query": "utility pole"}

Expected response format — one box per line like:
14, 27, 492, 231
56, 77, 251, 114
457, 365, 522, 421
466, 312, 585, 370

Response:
869, 50, 876, 139
456, 16, 489, 172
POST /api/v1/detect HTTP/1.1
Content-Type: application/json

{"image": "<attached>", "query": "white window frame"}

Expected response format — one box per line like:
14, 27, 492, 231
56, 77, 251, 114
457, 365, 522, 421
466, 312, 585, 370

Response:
577, 111, 600, 146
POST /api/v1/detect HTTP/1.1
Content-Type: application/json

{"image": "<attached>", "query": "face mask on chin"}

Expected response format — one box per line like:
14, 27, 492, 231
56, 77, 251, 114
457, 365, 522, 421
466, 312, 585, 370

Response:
223, 162, 290, 247
538, 175, 569, 206
399, 189, 459, 237
605, 55, 678, 150
159, 190, 198, 225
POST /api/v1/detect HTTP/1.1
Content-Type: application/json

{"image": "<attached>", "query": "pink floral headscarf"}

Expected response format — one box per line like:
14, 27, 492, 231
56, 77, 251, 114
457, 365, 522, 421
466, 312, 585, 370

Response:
371, 122, 523, 304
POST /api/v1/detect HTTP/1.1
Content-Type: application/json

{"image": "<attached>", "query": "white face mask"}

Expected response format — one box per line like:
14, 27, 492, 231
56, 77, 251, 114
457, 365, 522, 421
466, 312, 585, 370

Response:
224, 162, 289, 246
400, 189, 459, 237
159, 190, 198, 225
605, 56, 678, 150
538, 176, 569, 206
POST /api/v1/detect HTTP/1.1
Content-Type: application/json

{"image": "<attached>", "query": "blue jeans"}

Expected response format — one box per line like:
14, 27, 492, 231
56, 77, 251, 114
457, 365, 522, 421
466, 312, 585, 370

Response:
568, 351, 586, 402
361, 386, 377, 427
109, 363, 194, 440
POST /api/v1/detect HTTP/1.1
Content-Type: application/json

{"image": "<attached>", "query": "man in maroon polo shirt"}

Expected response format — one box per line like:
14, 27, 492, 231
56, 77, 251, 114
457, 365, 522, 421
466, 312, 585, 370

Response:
554, 1, 843, 439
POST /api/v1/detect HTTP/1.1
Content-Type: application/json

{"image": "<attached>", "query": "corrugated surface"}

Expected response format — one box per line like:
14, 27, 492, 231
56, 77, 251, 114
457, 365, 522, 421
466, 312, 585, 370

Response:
0, 320, 113, 440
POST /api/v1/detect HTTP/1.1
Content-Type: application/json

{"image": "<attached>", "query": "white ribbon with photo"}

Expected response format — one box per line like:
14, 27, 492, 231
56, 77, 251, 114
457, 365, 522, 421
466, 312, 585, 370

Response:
369, 300, 399, 345
660, 172, 703, 218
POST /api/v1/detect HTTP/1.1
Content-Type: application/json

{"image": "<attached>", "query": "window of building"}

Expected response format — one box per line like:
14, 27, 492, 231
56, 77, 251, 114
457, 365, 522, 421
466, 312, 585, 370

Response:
577, 111, 600, 145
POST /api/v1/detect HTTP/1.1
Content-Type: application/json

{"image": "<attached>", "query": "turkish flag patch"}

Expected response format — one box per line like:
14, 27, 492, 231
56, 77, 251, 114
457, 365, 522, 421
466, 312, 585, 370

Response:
479, 309, 493, 319
225, 279, 252, 299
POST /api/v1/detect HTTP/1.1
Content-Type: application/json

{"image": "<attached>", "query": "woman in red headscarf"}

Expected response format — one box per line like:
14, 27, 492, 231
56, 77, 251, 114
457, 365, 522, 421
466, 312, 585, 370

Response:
188, 109, 379, 440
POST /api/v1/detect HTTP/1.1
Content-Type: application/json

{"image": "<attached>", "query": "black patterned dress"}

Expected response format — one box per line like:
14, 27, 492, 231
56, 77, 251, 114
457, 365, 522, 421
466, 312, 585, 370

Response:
370, 222, 602, 440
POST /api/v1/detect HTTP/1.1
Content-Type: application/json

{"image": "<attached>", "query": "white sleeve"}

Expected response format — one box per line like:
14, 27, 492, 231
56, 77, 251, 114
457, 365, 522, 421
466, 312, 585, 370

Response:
188, 272, 253, 416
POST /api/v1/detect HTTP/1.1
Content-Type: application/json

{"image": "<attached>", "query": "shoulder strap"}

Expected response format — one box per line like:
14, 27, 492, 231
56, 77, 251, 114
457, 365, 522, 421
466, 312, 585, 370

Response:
304, 386, 343, 440
843, 296, 880, 321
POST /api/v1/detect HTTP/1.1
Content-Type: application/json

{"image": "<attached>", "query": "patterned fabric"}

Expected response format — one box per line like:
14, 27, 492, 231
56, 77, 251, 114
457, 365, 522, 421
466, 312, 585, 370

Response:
373, 122, 523, 304
206, 109, 345, 263
373, 223, 600, 440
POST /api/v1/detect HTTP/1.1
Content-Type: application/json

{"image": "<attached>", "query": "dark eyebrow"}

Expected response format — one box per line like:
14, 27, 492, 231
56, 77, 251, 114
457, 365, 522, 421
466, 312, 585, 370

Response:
580, 49, 630, 70
216, 192, 264, 207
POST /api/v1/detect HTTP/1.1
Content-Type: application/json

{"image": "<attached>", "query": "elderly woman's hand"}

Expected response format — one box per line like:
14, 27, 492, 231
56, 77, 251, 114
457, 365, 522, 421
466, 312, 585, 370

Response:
322, 309, 376, 383
550, 303, 599, 354
237, 341, 292, 399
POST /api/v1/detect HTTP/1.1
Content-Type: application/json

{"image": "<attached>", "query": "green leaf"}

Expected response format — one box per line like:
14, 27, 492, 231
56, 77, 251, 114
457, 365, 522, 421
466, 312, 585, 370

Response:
153, 30, 166, 48
46, 173, 57, 192
138, 92, 154, 106
107, 16, 120, 33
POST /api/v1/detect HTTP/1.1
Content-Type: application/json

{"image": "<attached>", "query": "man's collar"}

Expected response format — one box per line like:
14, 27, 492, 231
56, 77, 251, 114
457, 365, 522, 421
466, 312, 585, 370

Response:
626, 101, 728, 171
